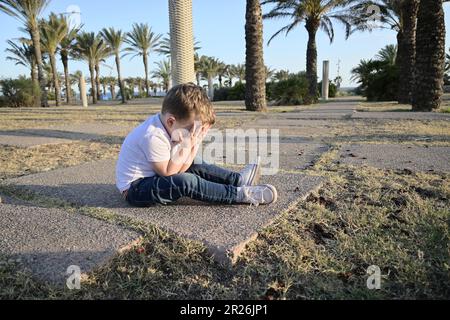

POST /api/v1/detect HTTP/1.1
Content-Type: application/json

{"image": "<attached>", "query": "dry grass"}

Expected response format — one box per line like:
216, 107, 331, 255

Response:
0, 100, 449, 299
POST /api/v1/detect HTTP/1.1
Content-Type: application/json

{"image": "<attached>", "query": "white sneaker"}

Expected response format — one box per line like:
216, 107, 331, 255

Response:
238, 156, 261, 187
237, 184, 278, 206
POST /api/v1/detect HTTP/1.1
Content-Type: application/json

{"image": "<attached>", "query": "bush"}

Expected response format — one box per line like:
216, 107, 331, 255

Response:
318, 81, 337, 98
364, 64, 398, 101
267, 72, 309, 105
213, 82, 246, 101
0, 77, 38, 108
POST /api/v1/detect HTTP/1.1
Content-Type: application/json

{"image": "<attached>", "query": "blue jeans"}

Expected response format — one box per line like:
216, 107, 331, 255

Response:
126, 161, 242, 207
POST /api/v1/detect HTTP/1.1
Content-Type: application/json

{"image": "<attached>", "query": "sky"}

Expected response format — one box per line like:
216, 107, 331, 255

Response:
0, 0, 450, 87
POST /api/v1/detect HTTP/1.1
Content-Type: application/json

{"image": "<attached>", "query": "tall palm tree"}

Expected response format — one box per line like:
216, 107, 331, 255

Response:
59, 16, 80, 104
0, 0, 50, 107
125, 23, 162, 97
413, 0, 446, 111
246, 0, 266, 111
100, 27, 126, 103
5, 39, 37, 86
349, 0, 419, 104
93, 37, 111, 101
74, 32, 104, 104
152, 59, 171, 92
199, 56, 222, 100
263, 0, 353, 104
40, 13, 68, 106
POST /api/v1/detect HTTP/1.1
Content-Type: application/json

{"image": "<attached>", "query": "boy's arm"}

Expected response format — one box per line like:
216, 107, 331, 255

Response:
178, 124, 211, 173
152, 124, 209, 177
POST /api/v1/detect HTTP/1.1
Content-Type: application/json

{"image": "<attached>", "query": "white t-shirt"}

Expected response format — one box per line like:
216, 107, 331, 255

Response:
115, 113, 173, 192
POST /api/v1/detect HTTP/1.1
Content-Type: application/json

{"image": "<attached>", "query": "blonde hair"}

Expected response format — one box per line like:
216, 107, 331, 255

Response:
162, 83, 216, 125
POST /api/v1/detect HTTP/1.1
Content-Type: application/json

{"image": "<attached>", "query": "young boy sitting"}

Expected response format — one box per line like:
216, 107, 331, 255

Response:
116, 83, 278, 207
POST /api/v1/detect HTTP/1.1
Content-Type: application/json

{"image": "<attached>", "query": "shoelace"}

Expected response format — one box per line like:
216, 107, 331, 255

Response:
243, 186, 268, 207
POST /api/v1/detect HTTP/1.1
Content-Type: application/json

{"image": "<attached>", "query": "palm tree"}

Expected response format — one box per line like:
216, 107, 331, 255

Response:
412, 0, 446, 111
71, 70, 82, 100
59, 16, 80, 104
245, 0, 266, 111
376, 44, 397, 66
5, 39, 37, 87
93, 38, 111, 101
152, 59, 172, 92
274, 69, 290, 82
199, 56, 222, 100
156, 33, 201, 58
265, 66, 276, 82
217, 62, 229, 88
40, 13, 68, 106
349, 0, 419, 104
125, 23, 162, 97
262, 0, 353, 104
74, 32, 104, 104
0, 0, 50, 107
232, 64, 246, 83
100, 27, 126, 103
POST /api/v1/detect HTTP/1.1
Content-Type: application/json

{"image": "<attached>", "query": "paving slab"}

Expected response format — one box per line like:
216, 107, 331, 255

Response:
339, 144, 450, 173
4, 160, 325, 264
202, 140, 329, 173
352, 111, 450, 121
0, 132, 73, 147
0, 195, 139, 285
0, 123, 129, 147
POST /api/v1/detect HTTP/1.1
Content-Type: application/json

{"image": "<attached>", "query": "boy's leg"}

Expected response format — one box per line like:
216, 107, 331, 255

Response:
187, 159, 242, 187
126, 173, 239, 207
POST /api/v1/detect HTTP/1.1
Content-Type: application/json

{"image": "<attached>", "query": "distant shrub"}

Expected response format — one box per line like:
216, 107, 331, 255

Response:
318, 81, 337, 98
0, 77, 38, 108
213, 82, 246, 101
267, 72, 309, 105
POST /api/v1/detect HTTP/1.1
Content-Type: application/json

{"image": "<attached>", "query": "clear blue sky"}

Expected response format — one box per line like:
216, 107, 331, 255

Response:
1, 0, 450, 87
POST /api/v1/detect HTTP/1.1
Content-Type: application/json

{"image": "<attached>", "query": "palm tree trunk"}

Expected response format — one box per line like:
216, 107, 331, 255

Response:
30, 24, 48, 108
115, 54, 126, 103
49, 54, 61, 107
143, 54, 150, 97
208, 76, 214, 100
31, 58, 39, 107
413, 0, 445, 111
196, 72, 201, 86
61, 52, 71, 104
95, 64, 101, 101
305, 20, 319, 105
89, 63, 97, 104
169, 0, 195, 86
110, 85, 115, 100
245, 0, 267, 112
397, 0, 419, 104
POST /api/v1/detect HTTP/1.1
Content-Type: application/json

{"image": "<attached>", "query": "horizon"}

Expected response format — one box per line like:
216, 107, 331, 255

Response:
0, 0, 449, 88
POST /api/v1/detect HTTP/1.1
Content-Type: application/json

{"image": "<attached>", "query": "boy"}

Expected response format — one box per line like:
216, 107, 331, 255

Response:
116, 83, 278, 207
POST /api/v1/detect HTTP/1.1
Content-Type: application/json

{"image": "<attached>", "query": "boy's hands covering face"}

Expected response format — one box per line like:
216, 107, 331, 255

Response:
175, 122, 211, 150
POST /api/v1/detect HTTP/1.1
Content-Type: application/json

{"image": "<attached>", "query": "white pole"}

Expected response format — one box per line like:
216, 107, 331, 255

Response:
168, 0, 195, 86
322, 60, 330, 101
80, 72, 88, 107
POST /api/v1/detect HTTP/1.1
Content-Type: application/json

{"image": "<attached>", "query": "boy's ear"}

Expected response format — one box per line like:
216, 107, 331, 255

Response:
166, 115, 176, 128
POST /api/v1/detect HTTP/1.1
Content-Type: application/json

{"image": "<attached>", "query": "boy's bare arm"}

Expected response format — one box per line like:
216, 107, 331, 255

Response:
152, 123, 209, 177
178, 124, 211, 173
